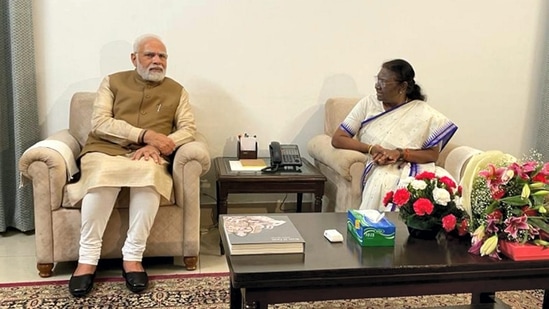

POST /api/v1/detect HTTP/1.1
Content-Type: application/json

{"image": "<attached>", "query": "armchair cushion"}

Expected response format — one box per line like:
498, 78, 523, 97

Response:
324, 97, 361, 136
68, 92, 96, 148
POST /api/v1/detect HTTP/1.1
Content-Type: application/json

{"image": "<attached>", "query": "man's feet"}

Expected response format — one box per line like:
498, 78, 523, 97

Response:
122, 261, 148, 293
68, 263, 97, 297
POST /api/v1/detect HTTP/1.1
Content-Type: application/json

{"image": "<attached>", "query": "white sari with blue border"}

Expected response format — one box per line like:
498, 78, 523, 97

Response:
339, 95, 458, 211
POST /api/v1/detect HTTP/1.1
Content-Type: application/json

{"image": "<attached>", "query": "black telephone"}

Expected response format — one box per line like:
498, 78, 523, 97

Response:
262, 141, 302, 173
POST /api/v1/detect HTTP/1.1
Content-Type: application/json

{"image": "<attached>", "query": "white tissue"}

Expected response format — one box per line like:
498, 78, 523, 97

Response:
357, 209, 385, 223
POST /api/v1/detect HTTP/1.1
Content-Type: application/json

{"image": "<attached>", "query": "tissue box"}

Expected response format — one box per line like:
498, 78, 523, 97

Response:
237, 140, 257, 159
346, 235, 394, 264
346, 210, 395, 247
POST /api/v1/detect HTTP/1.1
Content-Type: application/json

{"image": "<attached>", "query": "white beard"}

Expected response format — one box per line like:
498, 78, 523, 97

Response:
136, 60, 166, 82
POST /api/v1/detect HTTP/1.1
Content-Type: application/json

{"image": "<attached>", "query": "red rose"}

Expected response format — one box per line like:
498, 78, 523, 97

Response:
392, 188, 411, 206
442, 214, 457, 232
415, 171, 436, 180
412, 198, 434, 216
439, 176, 456, 189
487, 209, 503, 221
383, 191, 393, 206
458, 219, 469, 236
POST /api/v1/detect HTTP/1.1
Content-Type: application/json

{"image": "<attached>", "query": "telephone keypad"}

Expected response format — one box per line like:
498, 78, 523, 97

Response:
280, 146, 302, 166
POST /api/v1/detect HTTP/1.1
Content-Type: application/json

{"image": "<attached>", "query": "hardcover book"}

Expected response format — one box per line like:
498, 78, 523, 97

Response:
221, 215, 305, 255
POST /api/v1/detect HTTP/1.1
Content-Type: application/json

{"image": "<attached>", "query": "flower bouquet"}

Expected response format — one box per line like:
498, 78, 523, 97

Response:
468, 154, 549, 260
383, 171, 469, 239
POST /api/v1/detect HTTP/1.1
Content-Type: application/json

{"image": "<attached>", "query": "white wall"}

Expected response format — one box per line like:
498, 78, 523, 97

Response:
33, 0, 548, 161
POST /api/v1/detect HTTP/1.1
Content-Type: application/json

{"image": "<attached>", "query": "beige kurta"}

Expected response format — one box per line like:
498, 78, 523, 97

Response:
65, 152, 173, 205
65, 70, 196, 206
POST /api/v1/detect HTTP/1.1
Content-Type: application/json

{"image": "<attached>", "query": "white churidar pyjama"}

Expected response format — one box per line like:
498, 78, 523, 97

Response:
78, 186, 160, 265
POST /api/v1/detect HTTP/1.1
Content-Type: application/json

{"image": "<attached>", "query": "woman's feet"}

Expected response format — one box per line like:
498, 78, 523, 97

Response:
68, 263, 97, 297
122, 261, 148, 293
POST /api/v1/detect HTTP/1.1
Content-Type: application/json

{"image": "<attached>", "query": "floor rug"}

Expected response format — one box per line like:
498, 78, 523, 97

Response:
0, 273, 544, 308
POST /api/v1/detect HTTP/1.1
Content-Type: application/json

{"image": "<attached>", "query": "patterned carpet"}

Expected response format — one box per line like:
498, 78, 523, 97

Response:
0, 273, 544, 308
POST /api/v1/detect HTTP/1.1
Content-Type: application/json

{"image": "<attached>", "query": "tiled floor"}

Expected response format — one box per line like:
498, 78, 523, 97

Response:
0, 219, 229, 284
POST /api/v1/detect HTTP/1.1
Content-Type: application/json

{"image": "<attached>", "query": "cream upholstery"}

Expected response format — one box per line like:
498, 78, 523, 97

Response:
19, 92, 211, 277
307, 97, 481, 212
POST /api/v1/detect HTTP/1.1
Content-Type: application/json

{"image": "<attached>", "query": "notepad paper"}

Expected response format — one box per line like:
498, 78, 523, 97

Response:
229, 160, 266, 171
240, 159, 267, 167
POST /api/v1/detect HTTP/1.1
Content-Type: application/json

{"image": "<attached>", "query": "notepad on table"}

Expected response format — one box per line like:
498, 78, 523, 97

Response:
229, 159, 267, 171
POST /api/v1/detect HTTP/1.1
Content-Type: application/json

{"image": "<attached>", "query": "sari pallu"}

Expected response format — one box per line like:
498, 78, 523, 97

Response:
339, 95, 457, 211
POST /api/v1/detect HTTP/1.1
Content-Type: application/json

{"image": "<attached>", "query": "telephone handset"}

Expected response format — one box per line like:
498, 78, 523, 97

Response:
261, 141, 302, 173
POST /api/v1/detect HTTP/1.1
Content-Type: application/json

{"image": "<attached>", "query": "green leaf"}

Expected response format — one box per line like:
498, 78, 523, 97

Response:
499, 195, 530, 206
510, 208, 523, 216
528, 217, 549, 233
485, 200, 500, 214
532, 195, 546, 206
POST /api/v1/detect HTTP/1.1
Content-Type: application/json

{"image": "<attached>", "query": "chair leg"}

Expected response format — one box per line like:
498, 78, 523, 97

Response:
183, 256, 198, 271
37, 263, 54, 277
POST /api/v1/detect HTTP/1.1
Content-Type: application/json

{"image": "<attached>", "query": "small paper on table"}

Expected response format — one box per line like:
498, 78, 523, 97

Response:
229, 159, 267, 171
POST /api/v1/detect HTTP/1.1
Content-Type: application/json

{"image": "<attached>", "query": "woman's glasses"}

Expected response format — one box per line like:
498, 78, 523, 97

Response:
374, 76, 400, 87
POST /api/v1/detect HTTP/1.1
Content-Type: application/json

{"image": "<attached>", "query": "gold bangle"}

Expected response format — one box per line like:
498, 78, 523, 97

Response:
368, 144, 374, 155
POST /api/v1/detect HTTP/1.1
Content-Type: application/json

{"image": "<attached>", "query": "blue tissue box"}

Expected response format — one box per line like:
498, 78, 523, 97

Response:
346, 210, 395, 247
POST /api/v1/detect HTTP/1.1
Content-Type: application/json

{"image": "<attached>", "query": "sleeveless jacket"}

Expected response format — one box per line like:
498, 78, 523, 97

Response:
81, 70, 183, 157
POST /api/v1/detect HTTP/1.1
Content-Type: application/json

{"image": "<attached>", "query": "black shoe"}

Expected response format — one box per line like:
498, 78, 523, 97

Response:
122, 269, 148, 293
68, 273, 95, 297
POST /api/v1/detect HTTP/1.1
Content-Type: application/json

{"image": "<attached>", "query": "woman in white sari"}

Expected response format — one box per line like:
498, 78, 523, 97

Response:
332, 59, 457, 211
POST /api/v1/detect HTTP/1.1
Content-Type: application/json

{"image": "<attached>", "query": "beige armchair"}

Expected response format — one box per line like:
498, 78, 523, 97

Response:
19, 92, 211, 277
307, 97, 481, 212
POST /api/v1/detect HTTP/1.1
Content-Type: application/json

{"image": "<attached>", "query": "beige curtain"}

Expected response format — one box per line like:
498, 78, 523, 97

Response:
0, 0, 39, 232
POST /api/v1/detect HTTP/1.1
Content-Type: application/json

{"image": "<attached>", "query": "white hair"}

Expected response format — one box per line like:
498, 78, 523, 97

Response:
133, 34, 164, 53
133, 34, 167, 82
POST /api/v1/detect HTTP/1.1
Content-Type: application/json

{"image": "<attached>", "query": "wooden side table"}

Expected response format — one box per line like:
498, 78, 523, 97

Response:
214, 157, 326, 253
214, 157, 326, 216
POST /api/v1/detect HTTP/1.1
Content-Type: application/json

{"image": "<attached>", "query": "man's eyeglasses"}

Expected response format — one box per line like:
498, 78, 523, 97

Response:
135, 52, 168, 60
374, 76, 400, 87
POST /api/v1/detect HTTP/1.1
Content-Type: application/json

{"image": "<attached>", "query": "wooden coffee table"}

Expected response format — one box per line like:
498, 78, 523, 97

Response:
214, 157, 326, 217
219, 212, 549, 309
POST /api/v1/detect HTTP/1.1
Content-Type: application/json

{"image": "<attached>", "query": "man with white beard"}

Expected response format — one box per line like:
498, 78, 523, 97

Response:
66, 34, 196, 297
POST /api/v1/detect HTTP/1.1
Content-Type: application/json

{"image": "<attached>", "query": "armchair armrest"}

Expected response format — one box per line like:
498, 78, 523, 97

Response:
172, 132, 211, 176
18, 129, 81, 211
171, 132, 211, 255
172, 132, 211, 206
307, 134, 368, 181
47, 129, 82, 157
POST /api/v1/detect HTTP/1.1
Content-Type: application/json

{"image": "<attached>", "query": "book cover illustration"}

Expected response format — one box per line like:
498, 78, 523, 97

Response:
223, 215, 305, 254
